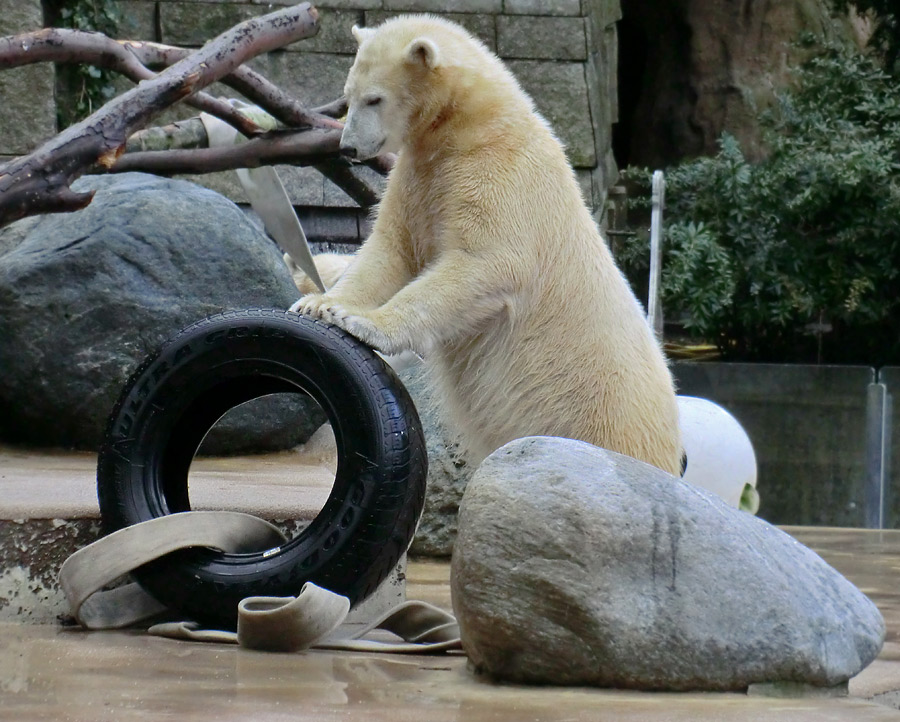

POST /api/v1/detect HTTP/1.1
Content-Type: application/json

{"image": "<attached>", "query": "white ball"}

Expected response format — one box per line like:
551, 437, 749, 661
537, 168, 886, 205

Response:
677, 395, 758, 510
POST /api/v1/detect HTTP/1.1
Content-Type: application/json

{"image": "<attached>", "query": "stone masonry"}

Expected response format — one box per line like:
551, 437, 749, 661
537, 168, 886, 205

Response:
0, 0, 620, 243
0, 2, 56, 157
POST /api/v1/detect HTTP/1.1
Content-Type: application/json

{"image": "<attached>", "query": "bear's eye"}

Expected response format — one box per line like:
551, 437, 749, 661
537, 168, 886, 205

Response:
365, 96, 383, 107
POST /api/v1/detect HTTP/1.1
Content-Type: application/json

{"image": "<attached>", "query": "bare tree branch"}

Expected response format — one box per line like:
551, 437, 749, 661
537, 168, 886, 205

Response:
0, 28, 148, 75
1, 27, 346, 132
79, 36, 342, 132
0, 3, 319, 227
311, 97, 348, 120
1, 27, 344, 136
123, 117, 392, 202
365, 154, 397, 176
120, 40, 344, 131
316, 159, 381, 207
126, 118, 212, 153
112, 128, 342, 174
122, 118, 384, 208
0, 28, 264, 137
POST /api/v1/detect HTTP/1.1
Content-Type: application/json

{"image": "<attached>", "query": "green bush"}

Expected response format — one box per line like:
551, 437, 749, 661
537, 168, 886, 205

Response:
621, 41, 900, 364
830, 0, 900, 74
45, 0, 120, 127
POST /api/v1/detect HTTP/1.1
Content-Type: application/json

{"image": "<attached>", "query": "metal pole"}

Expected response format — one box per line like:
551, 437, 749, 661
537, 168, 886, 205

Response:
865, 382, 890, 528
648, 170, 665, 339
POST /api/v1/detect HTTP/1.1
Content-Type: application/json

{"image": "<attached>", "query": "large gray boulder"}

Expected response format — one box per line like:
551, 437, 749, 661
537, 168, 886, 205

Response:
0, 172, 323, 451
451, 436, 885, 690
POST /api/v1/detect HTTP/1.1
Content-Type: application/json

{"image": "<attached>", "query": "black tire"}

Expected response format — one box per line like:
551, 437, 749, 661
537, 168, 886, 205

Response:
97, 309, 427, 630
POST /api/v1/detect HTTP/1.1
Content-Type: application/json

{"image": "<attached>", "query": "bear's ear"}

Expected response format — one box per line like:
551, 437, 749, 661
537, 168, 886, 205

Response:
351, 25, 375, 46
403, 37, 441, 69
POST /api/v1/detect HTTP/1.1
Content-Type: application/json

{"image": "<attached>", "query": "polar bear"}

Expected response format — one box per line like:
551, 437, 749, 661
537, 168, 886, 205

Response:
294, 15, 682, 474
284, 251, 354, 295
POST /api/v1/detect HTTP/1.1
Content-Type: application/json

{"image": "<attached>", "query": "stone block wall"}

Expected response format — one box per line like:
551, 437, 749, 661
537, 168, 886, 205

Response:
0, 1, 56, 157
0, 0, 620, 243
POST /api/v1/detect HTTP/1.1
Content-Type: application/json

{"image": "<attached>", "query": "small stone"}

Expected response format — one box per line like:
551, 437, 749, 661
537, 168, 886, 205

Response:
451, 436, 885, 690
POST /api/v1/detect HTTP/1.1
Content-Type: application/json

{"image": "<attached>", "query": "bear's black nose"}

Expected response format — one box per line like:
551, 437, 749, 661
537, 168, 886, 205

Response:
339, 144, 358, 159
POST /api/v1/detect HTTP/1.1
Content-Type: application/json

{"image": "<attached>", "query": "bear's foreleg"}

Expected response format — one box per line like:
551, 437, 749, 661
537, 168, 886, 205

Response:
290, 227, 412, 316
302, 249, 511, 356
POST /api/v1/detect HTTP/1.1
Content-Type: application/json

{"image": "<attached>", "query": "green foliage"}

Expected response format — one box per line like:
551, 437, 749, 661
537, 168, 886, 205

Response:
622, 42, 900, 364
830, 0, 900, 73
658, 222, 736, 334
46, 0, 120, 127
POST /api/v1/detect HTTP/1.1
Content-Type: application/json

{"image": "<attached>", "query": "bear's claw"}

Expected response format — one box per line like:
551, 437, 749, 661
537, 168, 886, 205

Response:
330, 307, 399, 356
290, 293, 334, 319
290, 296, 396, 353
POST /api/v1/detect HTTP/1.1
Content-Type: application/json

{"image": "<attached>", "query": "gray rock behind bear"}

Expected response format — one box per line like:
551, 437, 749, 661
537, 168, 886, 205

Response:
399, 362, 473, 557
0, 172, 322, 451
451, 436, 885, 690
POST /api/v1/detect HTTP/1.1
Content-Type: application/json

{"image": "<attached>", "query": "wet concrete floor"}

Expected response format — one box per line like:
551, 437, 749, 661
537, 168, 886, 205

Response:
4, 535, 900, 722
3, 440, 900, 720
0, 437, 338, 520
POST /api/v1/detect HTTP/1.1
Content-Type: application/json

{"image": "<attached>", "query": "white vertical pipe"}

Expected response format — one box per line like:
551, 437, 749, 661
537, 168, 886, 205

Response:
648, 170, 665, 339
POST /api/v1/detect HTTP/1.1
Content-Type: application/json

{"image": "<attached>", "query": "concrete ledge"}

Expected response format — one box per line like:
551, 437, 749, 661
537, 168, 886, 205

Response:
0, 445, 335, 521
0, 518, 102, 624
0, 445, 404, 625
0, 515, 405, 626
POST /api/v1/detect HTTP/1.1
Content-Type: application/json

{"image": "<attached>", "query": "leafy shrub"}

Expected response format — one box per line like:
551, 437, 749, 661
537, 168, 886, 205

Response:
45, 0, 120, 127
830, 0, 900, 74
621, 41, 900, 364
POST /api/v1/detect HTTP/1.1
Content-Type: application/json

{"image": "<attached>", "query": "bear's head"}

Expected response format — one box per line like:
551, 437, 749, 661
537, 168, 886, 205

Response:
339, 16, 504, 161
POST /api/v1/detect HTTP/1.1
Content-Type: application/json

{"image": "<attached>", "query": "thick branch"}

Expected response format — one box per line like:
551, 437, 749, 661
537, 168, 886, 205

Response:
147, 46, 345, 131
123, 119, 383, 208
112, 128, 342, 174
316, 159, 381, 207
92, 37, 343, 131
0, 3, 319, 227
117, 40, 344, 131
312, 98, 348, 119
125, 118, 211, 153
1, 28, 263, 137
1, 29, 344, 133
0, 28, 150, 75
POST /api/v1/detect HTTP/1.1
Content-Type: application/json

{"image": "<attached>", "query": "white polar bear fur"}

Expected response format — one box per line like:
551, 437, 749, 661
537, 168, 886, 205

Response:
285, 252, 355, 295
295, 15, 682, 474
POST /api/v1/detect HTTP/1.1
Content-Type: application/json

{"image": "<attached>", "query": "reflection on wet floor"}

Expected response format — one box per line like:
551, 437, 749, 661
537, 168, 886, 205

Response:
2, 622, 898, 722
6, 532, 900, 722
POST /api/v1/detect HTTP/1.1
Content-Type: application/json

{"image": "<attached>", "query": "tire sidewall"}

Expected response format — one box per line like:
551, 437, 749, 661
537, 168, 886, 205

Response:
97, 310, 426, 627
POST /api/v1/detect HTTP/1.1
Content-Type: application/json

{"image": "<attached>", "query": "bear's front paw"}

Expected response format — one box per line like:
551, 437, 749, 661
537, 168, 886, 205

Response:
290, 298, 404, 354
328, 307, 403, 355
291, 294, 340, 322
